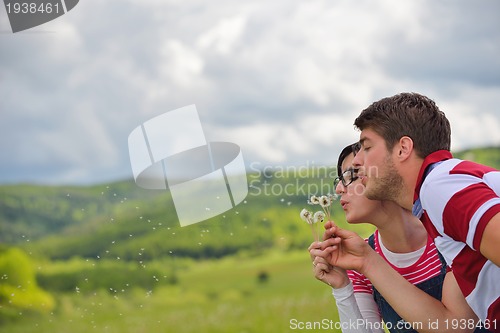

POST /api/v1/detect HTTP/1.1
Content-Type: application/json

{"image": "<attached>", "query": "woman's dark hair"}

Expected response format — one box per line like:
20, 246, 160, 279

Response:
337, 143, 359, 177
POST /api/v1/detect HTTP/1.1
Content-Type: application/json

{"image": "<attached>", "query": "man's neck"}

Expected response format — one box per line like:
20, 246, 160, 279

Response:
398, 157, 424, 211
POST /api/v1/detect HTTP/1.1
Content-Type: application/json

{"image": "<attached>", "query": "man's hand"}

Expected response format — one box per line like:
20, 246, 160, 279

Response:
319, 222, 377, 275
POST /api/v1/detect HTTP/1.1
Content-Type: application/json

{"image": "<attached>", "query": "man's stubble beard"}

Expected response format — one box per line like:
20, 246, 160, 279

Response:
364, 156, 404, 203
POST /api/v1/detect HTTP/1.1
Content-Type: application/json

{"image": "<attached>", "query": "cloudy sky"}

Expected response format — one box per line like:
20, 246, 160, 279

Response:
1, 0, 499, 185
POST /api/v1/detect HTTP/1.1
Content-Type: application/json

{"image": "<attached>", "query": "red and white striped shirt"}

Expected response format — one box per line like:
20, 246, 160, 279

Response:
416, 150, 500, 324
348, 230, 443, 294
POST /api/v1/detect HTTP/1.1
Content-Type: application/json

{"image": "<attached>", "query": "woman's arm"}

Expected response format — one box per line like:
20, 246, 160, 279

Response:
310, 242, 383, 333
333, 284, 384, 333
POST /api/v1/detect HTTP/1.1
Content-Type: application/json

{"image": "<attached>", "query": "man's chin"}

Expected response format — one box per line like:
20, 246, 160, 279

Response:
364, 182, 387, 201
364, 189, 378, 201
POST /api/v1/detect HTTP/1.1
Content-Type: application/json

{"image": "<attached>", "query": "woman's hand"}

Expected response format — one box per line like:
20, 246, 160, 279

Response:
308, 241, 350, 289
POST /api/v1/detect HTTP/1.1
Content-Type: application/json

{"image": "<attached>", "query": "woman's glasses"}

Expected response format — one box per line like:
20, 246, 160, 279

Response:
334, 168, 359, 188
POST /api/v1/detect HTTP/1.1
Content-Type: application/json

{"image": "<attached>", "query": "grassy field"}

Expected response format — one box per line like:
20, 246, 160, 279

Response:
6, 146, 497, 332
1, 250, 344, 333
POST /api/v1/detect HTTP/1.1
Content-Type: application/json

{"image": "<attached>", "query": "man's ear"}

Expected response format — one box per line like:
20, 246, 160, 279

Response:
396, 136, 414, 161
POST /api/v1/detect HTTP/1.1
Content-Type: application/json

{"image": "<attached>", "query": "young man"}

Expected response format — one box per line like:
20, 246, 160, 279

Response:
345, 92, 499, 325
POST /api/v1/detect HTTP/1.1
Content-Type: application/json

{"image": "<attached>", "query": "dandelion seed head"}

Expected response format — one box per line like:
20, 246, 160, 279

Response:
313, 211, 325, 223
320, 195, 331, 208
308, 195, 320, 205
300, 209, 313, 224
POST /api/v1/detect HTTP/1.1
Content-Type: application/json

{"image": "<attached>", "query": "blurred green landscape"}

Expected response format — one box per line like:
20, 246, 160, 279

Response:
1, 146, 499, 333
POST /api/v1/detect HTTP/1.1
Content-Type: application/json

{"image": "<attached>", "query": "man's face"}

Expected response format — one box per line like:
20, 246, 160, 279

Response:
351, 128, 404, 202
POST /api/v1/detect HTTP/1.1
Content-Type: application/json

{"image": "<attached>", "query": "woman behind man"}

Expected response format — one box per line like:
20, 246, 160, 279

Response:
309, 143, 486, 333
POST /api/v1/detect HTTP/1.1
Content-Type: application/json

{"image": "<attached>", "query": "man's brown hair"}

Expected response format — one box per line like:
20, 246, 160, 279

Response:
354, 92, 451, 159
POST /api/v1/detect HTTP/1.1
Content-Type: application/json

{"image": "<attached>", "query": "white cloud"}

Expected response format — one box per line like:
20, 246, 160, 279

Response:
438, 85, 500, 151
160, 40, 204, 85
0, 0, 499, 184
207, 111, 359, 167
197, 16, 247, 55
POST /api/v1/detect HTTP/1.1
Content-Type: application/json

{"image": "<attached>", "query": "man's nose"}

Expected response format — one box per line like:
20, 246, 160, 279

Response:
352, 149, 363, 167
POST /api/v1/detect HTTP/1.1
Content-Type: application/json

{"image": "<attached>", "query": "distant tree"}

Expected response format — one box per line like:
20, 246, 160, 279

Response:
0, 247, 55, 315
257, 270, 269, 284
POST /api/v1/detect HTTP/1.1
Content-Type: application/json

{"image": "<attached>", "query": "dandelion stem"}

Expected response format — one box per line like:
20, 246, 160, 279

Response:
310, 224, 319, 242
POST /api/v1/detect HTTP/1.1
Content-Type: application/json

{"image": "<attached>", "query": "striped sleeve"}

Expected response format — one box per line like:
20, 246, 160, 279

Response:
347, 269, 373, 294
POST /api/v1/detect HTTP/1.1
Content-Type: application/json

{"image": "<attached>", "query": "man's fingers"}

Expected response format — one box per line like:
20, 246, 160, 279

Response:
322, 245, 339, 254
308, 241, 321, 251
320, 237, 341, 249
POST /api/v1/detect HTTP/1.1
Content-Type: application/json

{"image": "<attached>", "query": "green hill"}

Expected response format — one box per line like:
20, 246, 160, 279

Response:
1, 146, 499, 262
453, 146, 500, 168
0, 146, 499, 332
0, 169, 363, 262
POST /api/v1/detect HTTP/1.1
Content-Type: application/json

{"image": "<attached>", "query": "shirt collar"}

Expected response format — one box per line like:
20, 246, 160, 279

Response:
414, 150, 453, 201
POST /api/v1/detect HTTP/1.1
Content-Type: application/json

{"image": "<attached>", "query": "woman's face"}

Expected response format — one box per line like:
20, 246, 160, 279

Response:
335, 153, 382, 224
